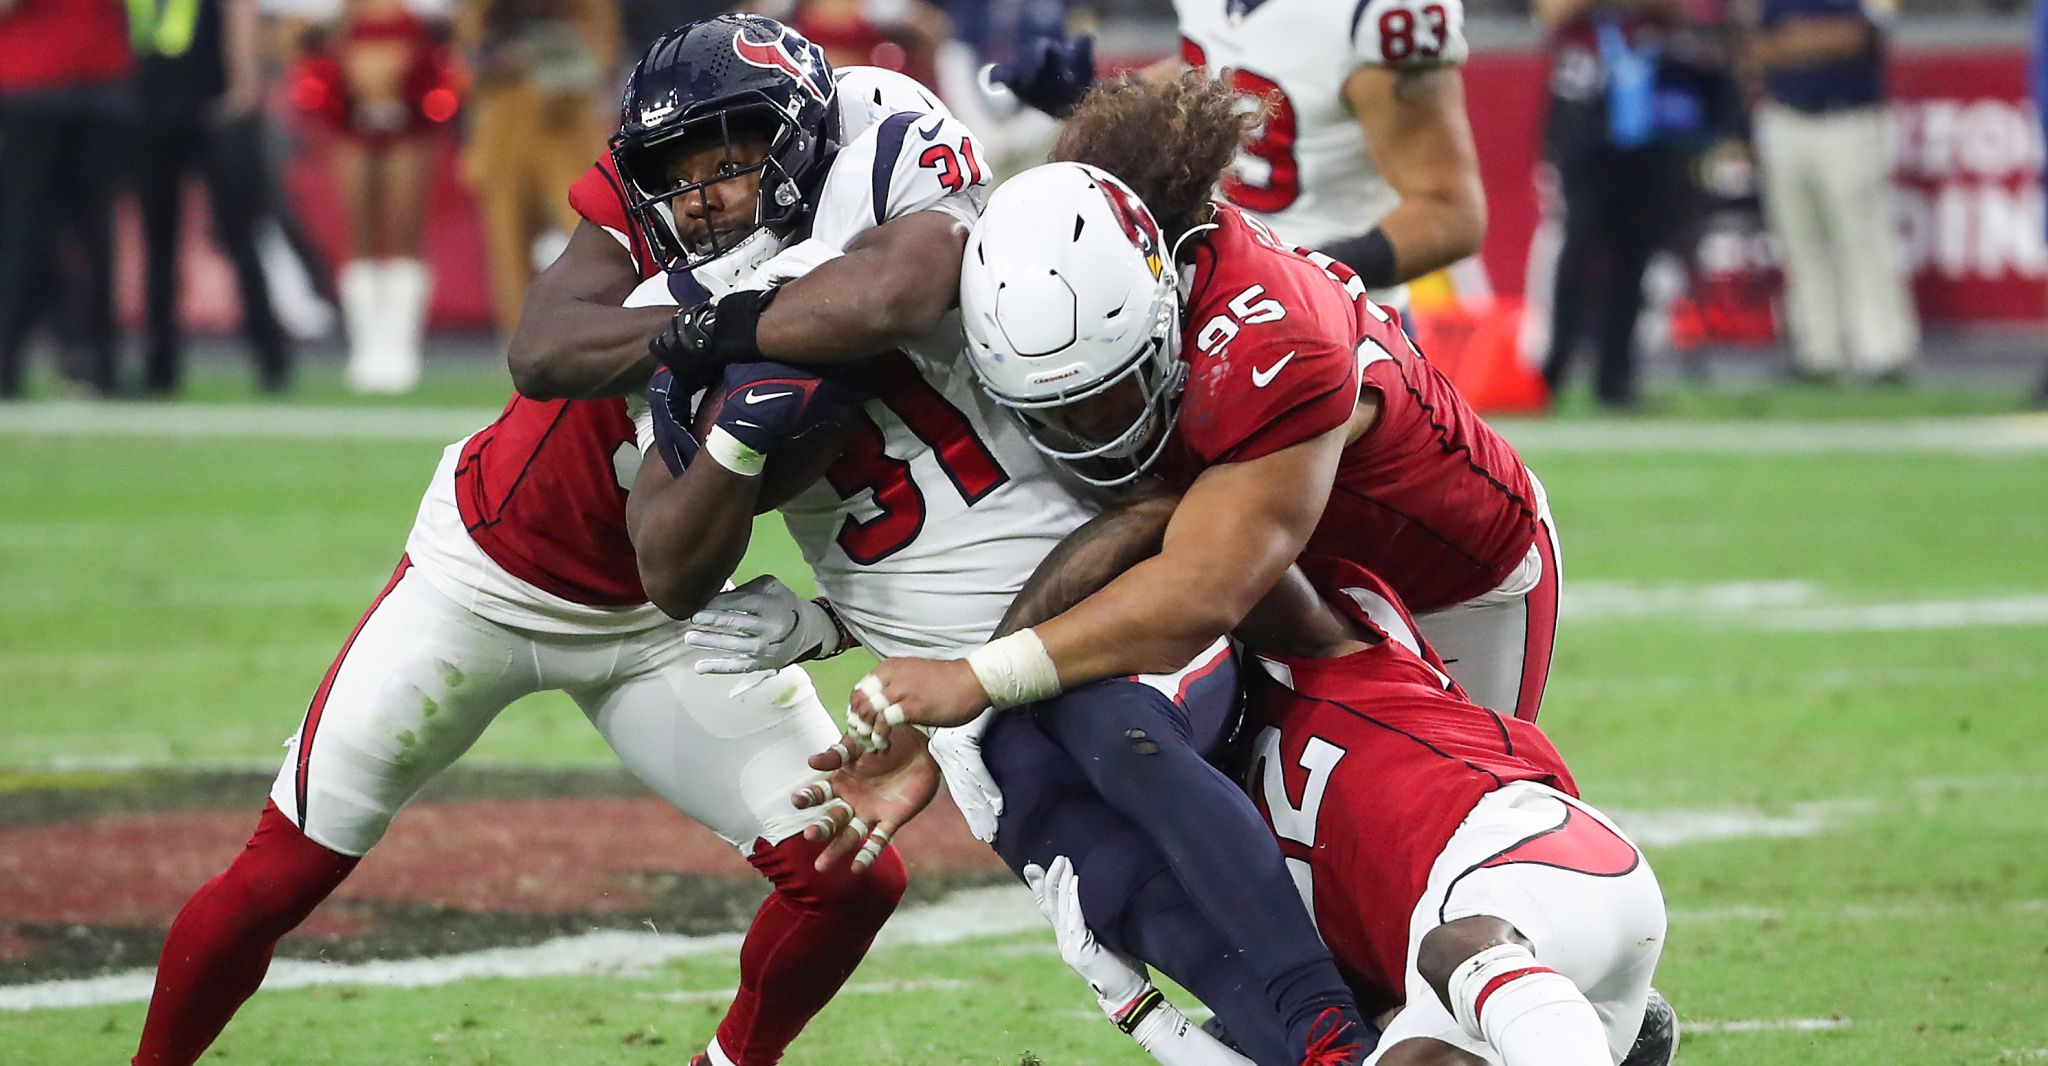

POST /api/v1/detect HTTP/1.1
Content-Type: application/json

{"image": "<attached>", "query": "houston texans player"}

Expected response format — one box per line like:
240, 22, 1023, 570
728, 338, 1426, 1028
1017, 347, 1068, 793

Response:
1021, 558, 1672, 1066
607, 20, 1380, 1064
128, 24, 953, 1066
990, 0, 1485, 307
835, 77, 1556, 760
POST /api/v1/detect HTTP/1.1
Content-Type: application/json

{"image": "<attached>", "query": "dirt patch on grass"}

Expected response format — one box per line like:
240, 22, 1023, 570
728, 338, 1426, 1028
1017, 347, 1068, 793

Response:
0, 767, 1004, 982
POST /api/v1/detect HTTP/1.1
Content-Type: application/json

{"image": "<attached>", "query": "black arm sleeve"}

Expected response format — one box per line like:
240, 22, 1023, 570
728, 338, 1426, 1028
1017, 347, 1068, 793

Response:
1318, 227, 1399, 289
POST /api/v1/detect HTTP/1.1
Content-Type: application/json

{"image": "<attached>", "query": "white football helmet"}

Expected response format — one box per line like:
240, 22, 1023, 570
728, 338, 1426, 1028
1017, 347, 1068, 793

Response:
958, 162, 1185, 487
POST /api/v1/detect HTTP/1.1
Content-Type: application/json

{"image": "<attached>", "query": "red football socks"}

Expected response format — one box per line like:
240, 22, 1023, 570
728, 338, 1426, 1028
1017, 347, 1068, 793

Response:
707, 834, 907, 1065
133, 802, 357, 1066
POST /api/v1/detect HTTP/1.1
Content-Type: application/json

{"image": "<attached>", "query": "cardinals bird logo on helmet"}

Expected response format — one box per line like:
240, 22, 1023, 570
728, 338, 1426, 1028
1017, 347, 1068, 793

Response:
1095, 174, 1166, 281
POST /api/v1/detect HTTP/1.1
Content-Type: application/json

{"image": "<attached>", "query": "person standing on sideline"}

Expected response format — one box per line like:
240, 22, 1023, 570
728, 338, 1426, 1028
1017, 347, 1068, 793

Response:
290, 0, 462, 394
0, 0, 131, 398
455, 0, 617, 341
135, 0, 298, 395
1533, 0, 1711, 411
1748, 0, 1916, 384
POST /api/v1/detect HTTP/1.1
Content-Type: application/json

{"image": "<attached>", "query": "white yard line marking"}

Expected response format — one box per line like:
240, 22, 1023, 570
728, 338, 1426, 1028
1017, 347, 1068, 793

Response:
1564, 581, 1821, 621
1605, 798, 1877, 848
2, 577, 379, 612
0, 887, 1044, 1012
1564, 581, 2048, 632
1669, 898, 2048, 924
0, 402, 494, 441
1688, 1018, 1850, 1033
1495, 415, 2048, 454
6, 404, 2046, 453
1758, 595, 2048, 632
646, 978, 970, 1004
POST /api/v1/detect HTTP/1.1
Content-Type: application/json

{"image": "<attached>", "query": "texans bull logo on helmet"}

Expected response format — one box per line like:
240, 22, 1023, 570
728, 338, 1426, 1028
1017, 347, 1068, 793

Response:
1095, 176, 1166, 281
733, 26, 831, 103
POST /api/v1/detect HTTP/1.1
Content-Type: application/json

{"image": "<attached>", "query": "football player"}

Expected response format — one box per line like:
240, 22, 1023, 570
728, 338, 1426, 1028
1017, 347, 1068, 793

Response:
129, 24, 944, 1066
834, 75, 1556, 750
611, 20, 1377, 1064
1030, 558, 1672, 1066
991, 0, 1485, 306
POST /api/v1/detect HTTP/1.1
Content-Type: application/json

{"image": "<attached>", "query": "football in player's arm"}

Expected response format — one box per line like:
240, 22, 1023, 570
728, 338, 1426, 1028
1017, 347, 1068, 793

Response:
624, 108, 989, 620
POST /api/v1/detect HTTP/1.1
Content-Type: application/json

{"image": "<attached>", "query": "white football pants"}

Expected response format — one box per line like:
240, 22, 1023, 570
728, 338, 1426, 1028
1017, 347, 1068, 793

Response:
269, 557, 841, 857
1368, 782, 1667, 1065
1414, 478, 1562, 722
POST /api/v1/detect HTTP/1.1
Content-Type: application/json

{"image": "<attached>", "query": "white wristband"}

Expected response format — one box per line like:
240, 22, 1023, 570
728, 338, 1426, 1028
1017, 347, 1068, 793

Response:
966, 629, 1062, 710
703, 425, 766, 478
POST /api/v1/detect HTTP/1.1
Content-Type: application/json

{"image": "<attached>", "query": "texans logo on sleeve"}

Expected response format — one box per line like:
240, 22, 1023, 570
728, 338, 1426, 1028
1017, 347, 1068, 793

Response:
732, 27, 830, 103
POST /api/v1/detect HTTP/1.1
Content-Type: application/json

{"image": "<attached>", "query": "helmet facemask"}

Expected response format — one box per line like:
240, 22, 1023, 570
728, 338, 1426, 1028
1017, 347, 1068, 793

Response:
995, 290, 1187, 488
612, 99, 814, 272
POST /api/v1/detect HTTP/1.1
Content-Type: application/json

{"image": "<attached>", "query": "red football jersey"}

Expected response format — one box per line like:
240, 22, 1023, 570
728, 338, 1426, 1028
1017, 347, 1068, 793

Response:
448, 155, 660, 607
1162, 205, 1540, 612
1246, 558, 1575, 1011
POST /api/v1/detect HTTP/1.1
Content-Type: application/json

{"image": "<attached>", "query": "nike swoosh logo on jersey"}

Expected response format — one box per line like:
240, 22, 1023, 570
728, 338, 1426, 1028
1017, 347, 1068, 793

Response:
744, 389, 795, 404
917, 116, 946, 140
1251, 352, 1295, 388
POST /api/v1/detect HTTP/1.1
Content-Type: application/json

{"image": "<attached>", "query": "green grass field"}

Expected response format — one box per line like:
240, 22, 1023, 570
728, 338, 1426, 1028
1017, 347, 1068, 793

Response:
3, 362, 2046, 1064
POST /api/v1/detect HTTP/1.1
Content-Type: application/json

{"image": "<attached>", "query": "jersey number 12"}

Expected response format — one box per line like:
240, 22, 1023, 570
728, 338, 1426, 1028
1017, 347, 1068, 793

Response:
1252, 726, 1347, 917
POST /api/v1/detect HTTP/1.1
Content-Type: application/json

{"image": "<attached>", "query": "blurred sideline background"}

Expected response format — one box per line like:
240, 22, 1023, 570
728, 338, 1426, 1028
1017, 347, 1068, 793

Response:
5, 2, 2048, 1064
2, 0, 2046, 408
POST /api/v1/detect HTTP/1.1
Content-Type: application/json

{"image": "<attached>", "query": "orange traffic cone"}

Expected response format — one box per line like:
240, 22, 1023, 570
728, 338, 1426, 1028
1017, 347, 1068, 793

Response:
1409, 298, 1548, 415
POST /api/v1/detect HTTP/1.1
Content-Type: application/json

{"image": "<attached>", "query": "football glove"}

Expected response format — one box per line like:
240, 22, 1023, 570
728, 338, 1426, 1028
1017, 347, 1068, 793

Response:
1023, 855, 1153, 1020
691, 360, 870, 475
646, 367, 700, 475
649, 286, 778, 386
686, 575, 851, 674
986, 31, 1096, 119
927, 713, 1004, 842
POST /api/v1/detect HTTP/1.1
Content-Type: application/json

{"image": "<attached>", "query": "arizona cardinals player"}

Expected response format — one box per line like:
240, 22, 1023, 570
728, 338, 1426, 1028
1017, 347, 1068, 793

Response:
837, 77, 1556, 760
128, 29, 950, 1066
1025, 558, 1671, 1066
611, 19, 1376, 1065
988, 0, 1484, 306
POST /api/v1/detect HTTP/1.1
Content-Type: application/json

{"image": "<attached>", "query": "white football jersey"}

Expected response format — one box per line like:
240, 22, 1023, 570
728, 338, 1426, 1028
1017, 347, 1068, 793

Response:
694, 88, 1101, 659
1174, 0, 1468, 297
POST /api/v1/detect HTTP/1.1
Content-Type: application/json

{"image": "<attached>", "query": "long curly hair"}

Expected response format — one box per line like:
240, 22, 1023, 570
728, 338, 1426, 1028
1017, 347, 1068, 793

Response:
1049, 71, 1260, 243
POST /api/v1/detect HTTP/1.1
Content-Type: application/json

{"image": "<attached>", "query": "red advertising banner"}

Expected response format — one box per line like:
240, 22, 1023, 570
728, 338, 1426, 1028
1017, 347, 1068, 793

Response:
1888, 49, 2044, 322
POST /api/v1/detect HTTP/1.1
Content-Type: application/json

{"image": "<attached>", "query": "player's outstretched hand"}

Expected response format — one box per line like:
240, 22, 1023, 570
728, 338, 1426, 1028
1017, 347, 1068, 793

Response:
1023, 855, 1153, 1019
844, 657, 990, 754
985, 31, 1096, 118
687, 575, 845, 674
794, 728, 940, 873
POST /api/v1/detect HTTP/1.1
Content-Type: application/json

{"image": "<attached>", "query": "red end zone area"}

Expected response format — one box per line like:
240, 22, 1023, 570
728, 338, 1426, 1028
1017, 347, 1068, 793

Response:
0, 775, 1003, 979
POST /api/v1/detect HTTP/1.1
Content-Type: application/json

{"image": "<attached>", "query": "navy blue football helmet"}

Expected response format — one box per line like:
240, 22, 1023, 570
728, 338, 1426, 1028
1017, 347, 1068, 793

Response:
612, 15, 837, 271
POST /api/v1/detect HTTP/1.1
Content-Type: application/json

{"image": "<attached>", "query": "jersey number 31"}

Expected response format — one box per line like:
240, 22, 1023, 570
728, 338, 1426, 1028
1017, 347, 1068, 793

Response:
825, 354, 1009, 564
